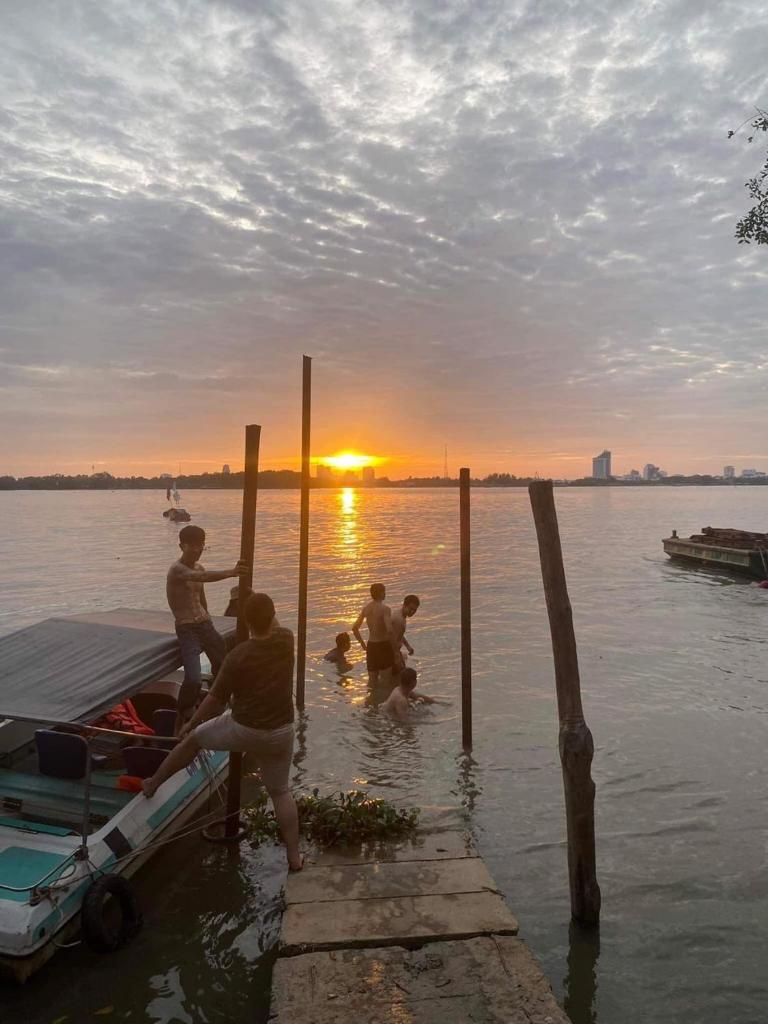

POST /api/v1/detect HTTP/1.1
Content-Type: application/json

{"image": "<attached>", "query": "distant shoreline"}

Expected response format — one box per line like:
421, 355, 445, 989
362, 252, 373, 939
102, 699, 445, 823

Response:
1, 471, 766, 491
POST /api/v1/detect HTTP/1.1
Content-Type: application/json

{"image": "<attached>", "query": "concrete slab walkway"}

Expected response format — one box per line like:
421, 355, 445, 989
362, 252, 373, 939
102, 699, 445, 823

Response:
270, 825, 570, 1022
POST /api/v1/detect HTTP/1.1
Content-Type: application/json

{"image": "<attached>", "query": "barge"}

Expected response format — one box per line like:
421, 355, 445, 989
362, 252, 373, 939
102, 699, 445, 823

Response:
663, 527, 768, 579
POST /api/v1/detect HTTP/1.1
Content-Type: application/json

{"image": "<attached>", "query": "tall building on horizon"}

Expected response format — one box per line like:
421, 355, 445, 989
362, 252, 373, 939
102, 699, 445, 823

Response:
723, 465, 735, 479
592, 450, 611, 479
361, 466, 376, 483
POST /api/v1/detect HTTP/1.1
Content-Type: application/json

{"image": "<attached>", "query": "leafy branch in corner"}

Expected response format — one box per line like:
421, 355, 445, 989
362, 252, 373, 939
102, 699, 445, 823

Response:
243, 788, 420, 847
728, 107, 768, 245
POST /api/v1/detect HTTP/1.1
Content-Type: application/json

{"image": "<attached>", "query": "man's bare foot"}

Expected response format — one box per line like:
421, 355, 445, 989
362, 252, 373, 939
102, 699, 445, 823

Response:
288, 853, 305, 872
142, 778, 158, 798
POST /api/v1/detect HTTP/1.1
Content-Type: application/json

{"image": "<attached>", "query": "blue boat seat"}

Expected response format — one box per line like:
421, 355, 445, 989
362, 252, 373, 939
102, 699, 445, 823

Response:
122, 746, 168, 779
35, 730, 108, 780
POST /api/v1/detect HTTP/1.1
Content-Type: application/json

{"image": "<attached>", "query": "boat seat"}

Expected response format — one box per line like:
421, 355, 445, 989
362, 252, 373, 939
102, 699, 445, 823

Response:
35, 731, 108, 780
122, 746, 168, 779
151, 708, 179, 749
0, 768, 134, 829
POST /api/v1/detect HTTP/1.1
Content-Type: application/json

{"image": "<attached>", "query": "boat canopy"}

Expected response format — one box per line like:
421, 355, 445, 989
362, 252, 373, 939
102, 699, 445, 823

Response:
0, 609, 236, 725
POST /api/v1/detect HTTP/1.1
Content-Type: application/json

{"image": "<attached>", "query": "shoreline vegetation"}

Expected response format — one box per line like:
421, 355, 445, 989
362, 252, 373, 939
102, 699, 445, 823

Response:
1, 471, 767, 491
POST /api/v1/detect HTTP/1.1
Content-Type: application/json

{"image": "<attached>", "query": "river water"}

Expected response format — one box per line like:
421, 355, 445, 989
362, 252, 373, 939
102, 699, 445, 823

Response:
1, 486, 767, 1024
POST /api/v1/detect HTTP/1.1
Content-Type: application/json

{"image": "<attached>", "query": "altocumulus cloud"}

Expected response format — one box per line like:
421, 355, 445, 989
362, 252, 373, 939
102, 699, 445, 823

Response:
1, 0, 767, 474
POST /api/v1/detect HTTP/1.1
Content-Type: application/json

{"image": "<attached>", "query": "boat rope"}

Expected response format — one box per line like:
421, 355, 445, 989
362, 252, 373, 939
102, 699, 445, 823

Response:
87, 804, 244, 876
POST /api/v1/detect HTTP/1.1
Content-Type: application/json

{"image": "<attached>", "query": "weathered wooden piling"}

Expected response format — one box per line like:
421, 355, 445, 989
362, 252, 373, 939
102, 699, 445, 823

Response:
296, 355, 312, 710
226, 422, 261, 839
459, 467, 472, 752
528, 479, 600, 925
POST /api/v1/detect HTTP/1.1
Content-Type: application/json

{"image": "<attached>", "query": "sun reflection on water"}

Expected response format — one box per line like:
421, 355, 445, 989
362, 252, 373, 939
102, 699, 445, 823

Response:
339, 487, 358, 554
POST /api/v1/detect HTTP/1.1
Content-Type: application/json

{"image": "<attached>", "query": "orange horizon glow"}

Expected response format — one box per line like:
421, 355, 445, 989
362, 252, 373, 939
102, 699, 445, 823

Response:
316, 451, 385, 470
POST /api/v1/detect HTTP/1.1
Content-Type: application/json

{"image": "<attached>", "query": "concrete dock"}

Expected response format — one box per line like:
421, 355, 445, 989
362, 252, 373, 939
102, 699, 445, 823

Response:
270, 818, 570, 1023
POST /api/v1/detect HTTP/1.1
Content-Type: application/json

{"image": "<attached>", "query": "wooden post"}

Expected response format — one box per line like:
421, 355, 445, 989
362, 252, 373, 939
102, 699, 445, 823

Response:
459, 467, 472, 752
226, 423, 261, 839
528, 479, 601, 925
296, 355, 312, 709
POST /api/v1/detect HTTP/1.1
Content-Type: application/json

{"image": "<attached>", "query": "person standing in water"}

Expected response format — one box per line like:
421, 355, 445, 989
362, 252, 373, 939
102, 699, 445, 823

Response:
391, 594, 420, 674
166, 524, 247, 725
352, 583, 394, 686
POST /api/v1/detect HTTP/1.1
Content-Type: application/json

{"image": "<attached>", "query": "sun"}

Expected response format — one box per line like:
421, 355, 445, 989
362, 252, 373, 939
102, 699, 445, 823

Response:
320, 451, 382, 470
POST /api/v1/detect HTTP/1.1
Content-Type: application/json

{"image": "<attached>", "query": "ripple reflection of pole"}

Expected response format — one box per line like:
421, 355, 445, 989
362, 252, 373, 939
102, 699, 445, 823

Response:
459, 467, 472, 752
528, 479, 601, 926
456, 750, 480, 814
564, 919, 600, 1024
292, 709, 308, 790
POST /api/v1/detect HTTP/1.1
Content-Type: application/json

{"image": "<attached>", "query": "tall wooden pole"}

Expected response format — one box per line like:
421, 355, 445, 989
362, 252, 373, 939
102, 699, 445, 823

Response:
528, 479, 600, 925
459, 467, 472, 752
296, 355, 312, 709
225, 423, 260, 839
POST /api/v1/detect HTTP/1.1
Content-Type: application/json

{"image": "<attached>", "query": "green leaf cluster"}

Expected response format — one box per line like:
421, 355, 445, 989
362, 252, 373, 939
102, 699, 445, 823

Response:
731, 110, 768, 246
243, 788, 419, 847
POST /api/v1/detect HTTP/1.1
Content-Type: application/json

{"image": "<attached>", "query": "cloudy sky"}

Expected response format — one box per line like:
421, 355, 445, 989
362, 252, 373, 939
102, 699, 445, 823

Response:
1, 0, 766, 478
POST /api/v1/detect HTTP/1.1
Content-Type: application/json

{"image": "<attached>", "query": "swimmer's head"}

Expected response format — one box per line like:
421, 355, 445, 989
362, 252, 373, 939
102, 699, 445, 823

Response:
335, 631, 351, 652
370, 582, 386, 600
400, 667, 417, 692
403, 595, 420, 616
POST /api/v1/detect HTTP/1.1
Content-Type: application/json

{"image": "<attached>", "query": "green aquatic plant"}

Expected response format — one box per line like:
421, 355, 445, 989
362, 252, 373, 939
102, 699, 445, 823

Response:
243, 788, 419, 847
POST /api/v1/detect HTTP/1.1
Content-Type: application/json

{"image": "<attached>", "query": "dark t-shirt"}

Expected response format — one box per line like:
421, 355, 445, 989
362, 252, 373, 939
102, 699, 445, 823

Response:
210, 627, 295, 730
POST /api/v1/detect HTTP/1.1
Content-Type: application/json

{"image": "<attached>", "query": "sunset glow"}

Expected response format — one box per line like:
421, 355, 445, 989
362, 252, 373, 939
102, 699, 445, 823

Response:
319, 452, 383, 470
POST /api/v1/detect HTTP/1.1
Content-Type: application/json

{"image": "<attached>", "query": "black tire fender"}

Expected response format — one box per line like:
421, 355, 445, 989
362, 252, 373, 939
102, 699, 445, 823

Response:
81, 874, 143, 953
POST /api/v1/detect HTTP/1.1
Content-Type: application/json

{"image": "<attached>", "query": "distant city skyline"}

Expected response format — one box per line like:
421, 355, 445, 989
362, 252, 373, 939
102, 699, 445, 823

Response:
3, 454, 768, 483
589, 448, 765, 482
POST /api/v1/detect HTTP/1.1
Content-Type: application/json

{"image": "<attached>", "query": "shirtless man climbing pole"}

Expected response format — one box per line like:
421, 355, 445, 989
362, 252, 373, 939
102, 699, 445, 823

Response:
167, 524, 247, 728
352, 582, 394, 687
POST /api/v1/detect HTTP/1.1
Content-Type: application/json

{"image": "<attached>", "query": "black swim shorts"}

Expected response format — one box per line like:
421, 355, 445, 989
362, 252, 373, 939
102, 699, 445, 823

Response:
366, 640, 394, 672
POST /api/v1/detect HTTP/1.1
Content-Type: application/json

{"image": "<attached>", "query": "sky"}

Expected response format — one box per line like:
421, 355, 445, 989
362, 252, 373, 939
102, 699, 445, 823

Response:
1, 0, 767, 479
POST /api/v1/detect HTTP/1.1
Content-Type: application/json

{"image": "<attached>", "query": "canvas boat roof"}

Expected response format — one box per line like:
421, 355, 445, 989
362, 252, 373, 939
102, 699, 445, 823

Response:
0, 609, 236, 725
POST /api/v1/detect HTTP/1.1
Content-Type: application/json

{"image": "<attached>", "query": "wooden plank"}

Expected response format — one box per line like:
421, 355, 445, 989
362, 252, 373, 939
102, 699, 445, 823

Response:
280, 890, 518, 954
285, 857, 497, 904
271, 936, 569, 1024
309, 830, 476, 867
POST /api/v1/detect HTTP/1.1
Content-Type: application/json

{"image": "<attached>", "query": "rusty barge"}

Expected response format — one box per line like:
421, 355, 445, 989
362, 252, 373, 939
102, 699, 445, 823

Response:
663, 527, 768, 579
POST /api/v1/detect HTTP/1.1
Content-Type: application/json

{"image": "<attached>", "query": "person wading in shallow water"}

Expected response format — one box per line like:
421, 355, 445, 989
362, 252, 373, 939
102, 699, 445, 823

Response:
381, 667, 440, 721
390, 594, 420, 677
166, 524, 247, 728
143, 592, 304, 872
352, 582, 394, 687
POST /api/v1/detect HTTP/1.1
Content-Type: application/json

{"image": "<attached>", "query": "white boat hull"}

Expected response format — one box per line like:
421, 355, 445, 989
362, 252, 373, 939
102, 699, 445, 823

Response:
0, 750, 228, 982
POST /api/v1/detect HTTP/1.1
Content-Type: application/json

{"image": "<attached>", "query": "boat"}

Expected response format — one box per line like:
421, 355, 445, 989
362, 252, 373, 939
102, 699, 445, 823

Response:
0, 608, 235, 982
662, 527, 768, 578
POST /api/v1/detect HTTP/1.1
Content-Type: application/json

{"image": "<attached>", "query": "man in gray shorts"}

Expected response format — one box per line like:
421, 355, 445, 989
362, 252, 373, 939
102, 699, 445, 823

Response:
142, 592, 303, 872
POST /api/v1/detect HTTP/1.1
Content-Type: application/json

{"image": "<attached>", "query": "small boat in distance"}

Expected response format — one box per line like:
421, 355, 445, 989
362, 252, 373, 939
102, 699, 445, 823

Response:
663, 527, 768, 579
